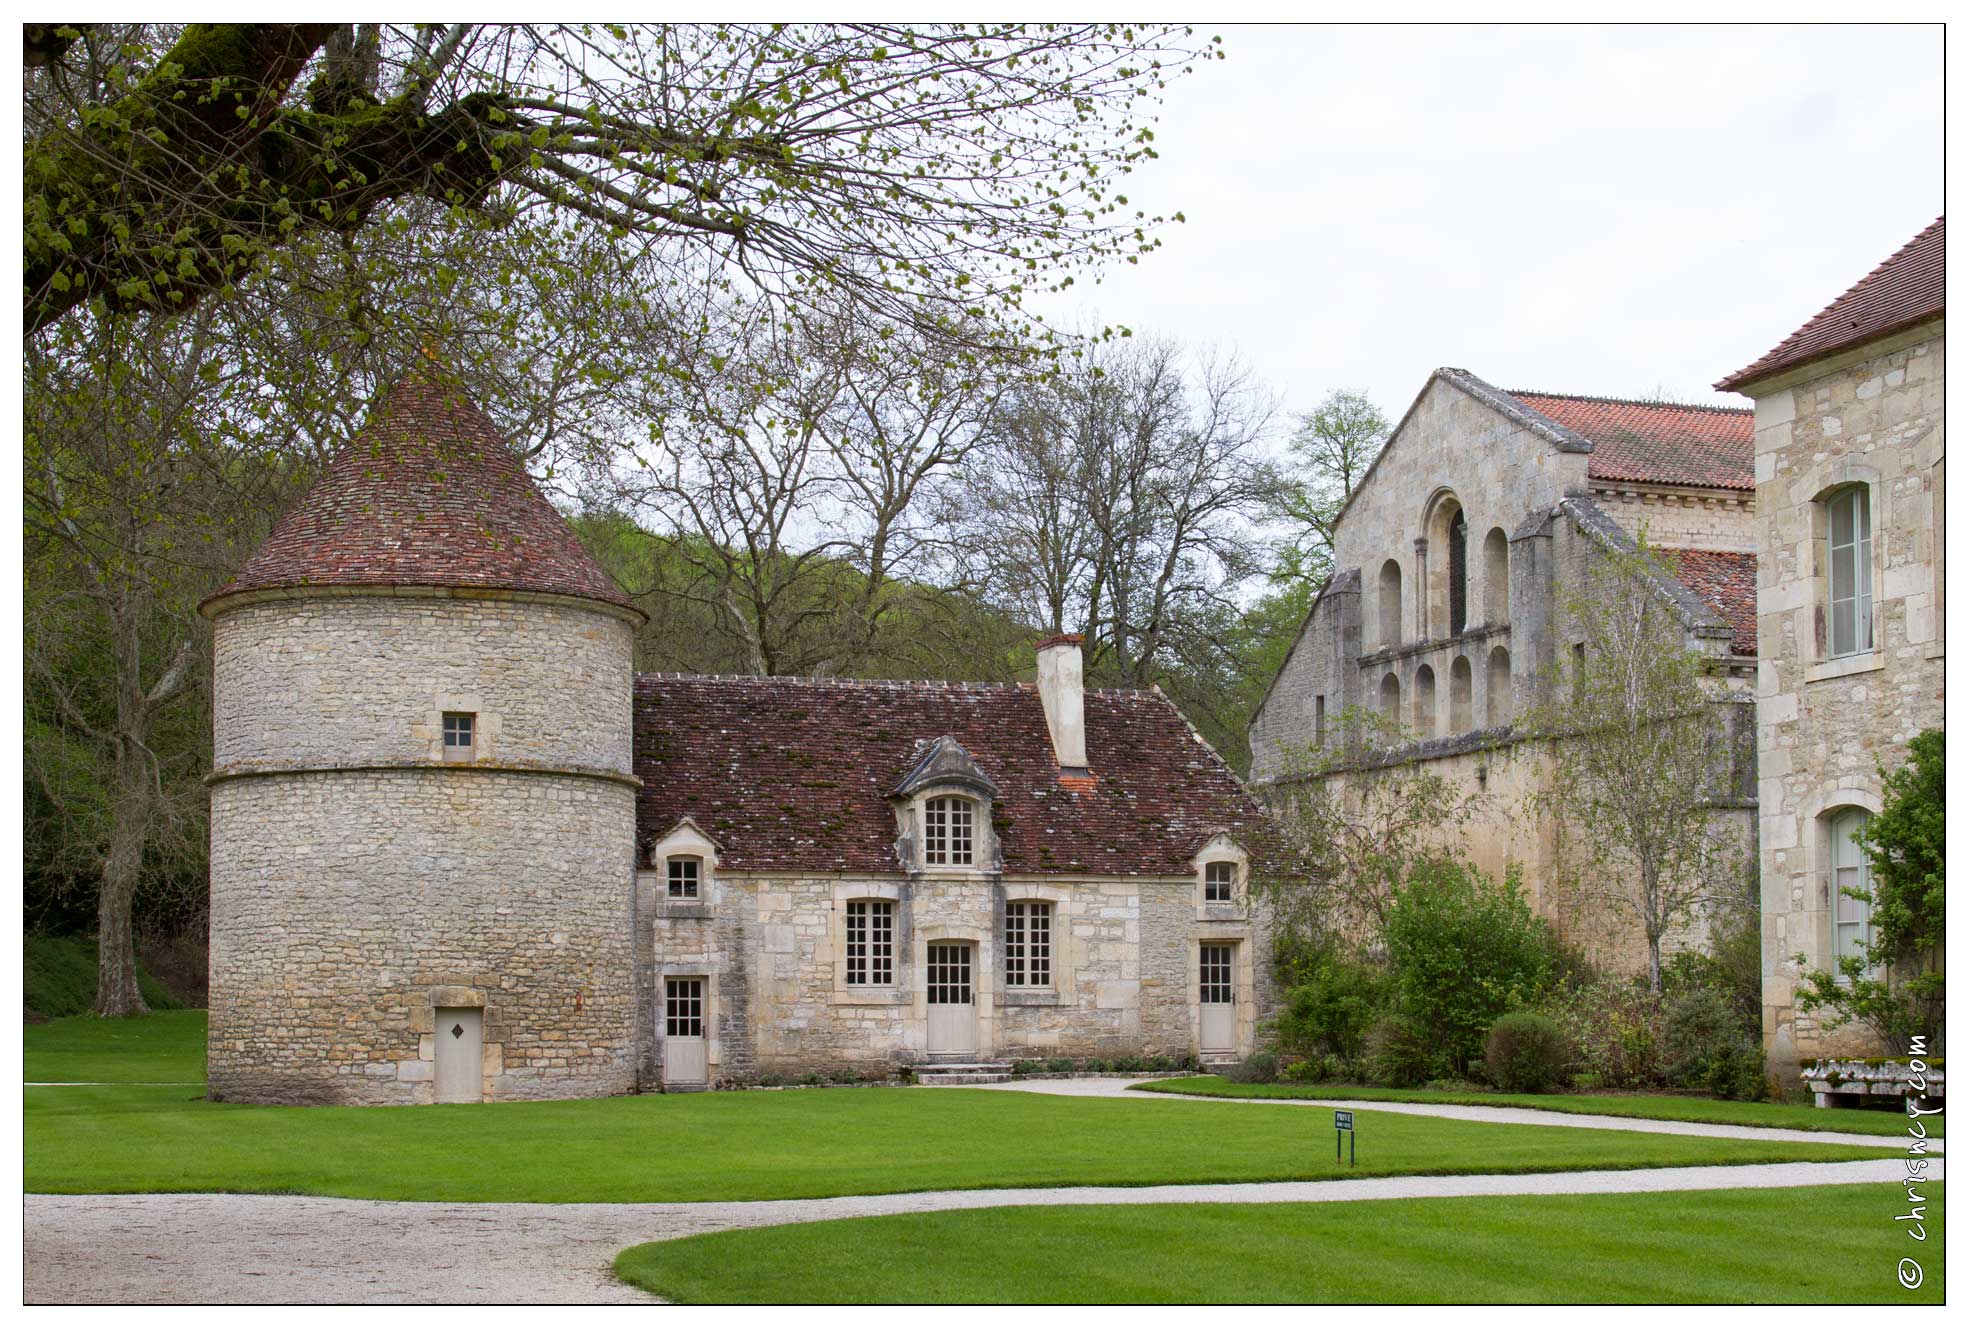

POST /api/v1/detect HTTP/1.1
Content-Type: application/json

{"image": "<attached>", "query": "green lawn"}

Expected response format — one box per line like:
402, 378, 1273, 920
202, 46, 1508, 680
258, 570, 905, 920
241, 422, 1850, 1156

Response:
615, 1183, 1946, 1303
25, 1011, 207, 1085
1137, 1076, 1941, 1138
23, 1014, 1903, 1204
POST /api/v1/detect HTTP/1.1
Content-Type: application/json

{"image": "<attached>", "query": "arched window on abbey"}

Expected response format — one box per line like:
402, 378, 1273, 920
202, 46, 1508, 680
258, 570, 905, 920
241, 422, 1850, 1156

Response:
1377, 559, 1403, 648
1482, 527, 1509, 625
1487, 646, 1512, 727
1422, 492, 1468, 640
1412, 664, 1437, 737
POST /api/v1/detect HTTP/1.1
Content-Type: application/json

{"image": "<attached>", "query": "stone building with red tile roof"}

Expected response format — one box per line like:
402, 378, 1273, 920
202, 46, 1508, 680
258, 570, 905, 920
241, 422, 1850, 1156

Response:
1715, 218, 1944, 1081
1249, 367, 1758, 972
203, 370, 1278, 1102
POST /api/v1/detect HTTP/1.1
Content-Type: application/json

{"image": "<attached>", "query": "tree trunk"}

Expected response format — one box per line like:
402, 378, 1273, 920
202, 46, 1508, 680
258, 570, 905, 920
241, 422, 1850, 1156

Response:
93, 743, 152, 1017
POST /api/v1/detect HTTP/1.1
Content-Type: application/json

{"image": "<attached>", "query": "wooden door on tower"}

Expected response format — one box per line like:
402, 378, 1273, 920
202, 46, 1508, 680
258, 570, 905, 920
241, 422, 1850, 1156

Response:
925, 943, 976, 1054
664, 978, 708, 1087
434, 1006, 483, 1103
1199, 944, 1236, 1052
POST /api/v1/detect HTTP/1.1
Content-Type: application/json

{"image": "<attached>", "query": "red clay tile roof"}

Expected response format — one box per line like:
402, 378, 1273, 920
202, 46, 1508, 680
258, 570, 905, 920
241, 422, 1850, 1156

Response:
1508, 391, 1754, 491
1662, 548, 1758, 656
633, 674, 1275, 875
1718, 217, 1944, 391
208, 372, 635, 613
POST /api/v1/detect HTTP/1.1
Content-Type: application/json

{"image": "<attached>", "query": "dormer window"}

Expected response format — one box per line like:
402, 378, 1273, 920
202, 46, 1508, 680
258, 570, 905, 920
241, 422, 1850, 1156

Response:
924, 796, 975, 866
1204, 861, 1236, 903
667, 856, 701, 900
442, 711, 476, 759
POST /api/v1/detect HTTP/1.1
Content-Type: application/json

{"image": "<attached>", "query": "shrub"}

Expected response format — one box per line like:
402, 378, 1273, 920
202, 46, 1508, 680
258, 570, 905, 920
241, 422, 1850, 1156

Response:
1364, 1014, 1442, 1088
757, 1073, 785, 1088
1012, 1059, 1044, 1075
1044, 1056, 1075, 1074
1483, 1012, 1571, 1093
1703, 1041, 1769, 1102
1662, 987, 1746, 1087
1385, 859, 1553, 1072
1084, 1058, 1110, 1073
1545, 977, 1665, 1088
1275, 952, 1389, 1061
1112, 1055, 1145, 1073
1222, 1052, 1279, 1084
1281, 1053, 1347, 1084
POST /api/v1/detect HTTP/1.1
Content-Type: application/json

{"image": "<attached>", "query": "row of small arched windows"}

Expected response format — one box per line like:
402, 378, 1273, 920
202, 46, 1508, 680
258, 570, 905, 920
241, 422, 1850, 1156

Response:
1374, 496, 1510, 649
1376, 644, 1513, 737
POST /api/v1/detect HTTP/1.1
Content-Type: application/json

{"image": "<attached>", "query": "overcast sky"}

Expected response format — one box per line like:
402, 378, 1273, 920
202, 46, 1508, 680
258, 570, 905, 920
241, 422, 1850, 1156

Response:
1033, 23, 1943, 422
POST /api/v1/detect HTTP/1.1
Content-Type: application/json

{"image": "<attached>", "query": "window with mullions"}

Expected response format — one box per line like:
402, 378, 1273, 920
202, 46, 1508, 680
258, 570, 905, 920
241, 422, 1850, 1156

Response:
846, 899, 895, 986
667, 856, 701, 899
1826, 485, 1874, 657
1829, 808, 1876, 976
924, 796, 975, 866
1005, 901, 1052, 987
1204, 862, 1236, 903
441, 711, 476, 757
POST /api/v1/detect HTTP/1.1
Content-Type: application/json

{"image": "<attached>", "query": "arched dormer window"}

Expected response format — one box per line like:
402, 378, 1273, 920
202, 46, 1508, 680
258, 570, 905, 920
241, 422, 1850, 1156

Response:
1192, 833, 1249, 914
890, 735, 999, 872
924, 796, 976, 866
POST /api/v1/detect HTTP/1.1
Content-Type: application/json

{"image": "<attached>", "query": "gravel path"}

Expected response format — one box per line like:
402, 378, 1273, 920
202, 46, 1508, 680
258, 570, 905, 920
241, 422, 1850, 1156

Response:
963, 1076, 1939, 1152
26, 1158, 1934, 1304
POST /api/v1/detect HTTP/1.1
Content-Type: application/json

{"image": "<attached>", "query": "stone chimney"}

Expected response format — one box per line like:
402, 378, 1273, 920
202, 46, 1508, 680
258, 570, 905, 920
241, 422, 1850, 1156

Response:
1035, 633, 1089, 771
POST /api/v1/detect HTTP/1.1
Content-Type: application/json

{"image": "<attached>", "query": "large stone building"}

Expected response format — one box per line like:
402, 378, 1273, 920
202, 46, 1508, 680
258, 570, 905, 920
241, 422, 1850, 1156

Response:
204, 371, 1275, 1105
1716, 217, 1945, 1069
1248, 368, 1759, 963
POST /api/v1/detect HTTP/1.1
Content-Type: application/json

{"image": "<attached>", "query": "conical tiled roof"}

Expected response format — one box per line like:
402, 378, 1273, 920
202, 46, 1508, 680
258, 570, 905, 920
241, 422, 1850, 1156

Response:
206, 371, 636, 614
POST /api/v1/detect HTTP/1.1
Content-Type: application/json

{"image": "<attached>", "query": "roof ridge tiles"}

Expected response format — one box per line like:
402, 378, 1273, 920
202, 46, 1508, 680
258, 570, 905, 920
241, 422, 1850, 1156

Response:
1506, 388, 1751, 415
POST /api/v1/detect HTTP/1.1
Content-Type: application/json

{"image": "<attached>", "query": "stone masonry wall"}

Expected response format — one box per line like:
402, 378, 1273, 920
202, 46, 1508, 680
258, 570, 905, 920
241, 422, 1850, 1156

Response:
1751, 324, 1945, 1071
211, 592, 635, 773
206, 589, 639, 1105
644, 870, 1270, 1080
1591, 487, 1757, 552
208, 768, 638, 1104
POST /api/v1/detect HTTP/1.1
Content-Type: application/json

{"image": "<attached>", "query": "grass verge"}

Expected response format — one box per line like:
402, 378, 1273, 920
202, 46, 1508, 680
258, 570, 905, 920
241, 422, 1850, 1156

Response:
25, 1011, 207, 1085
614, 1183, 1945, 1303
1135, 1076, 1941, 1137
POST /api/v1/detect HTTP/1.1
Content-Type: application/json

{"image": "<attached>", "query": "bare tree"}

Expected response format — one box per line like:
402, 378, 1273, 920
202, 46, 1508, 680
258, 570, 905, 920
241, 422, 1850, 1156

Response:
1254, 707, 1487, 954
958, 335, 1280, 685
25, 23, 1216, 345
1523, 538, 1751, 991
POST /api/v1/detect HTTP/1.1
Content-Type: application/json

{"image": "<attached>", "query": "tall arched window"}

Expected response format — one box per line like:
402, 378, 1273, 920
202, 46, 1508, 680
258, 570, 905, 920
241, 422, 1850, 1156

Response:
1449, 656, 1472, 733
1377, 559, 1403, 648
1828, 808, 1875, 972
1483, 527, 1510, 624
1448, 510, 1469, 634
1826, 485, 1873, 657
1378, 671, 1401, 720
1412, 664, 1437, 737
1486, 646, 1513, 726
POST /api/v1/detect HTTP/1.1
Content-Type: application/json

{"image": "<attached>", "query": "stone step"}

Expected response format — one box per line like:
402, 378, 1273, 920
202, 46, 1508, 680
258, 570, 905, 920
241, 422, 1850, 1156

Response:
915, 1071, 1011, 1085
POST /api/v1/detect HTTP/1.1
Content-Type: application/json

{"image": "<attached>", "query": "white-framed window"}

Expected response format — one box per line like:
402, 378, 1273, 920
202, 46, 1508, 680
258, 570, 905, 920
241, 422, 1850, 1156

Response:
846, 899, 895, 986
924, 796, 975, 866
1005, 901, 1052, 987
1829, 807, 1875, 973
1826, 484, 1874, 658
1203, 861, 1237, 903
442, 711, 476, 758
667, 856, 701, 900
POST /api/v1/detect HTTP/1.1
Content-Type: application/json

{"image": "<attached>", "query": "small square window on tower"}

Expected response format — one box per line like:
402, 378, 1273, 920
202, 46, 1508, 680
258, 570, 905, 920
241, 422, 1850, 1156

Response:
442, 711, 476, 759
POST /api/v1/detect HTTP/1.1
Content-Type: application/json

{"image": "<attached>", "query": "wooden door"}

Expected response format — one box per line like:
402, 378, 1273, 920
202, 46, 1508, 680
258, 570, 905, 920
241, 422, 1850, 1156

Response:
664, 978, 708, 1087
1199, 944, 1236, 1052
434, 1007, 483, 1103
926, 943, 976, 1054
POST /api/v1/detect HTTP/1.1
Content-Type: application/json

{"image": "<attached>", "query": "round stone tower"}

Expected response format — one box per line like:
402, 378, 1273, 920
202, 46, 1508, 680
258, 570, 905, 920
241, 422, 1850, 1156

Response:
201, 370, 643, 1104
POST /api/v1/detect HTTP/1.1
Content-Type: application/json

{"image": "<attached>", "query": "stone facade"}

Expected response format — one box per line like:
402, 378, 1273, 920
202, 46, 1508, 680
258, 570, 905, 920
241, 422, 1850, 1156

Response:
1740, 320, 1945, 1068
640, 860, 1271, 1084
204, 589, 641, 1104
1250, 369, 1757, 966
